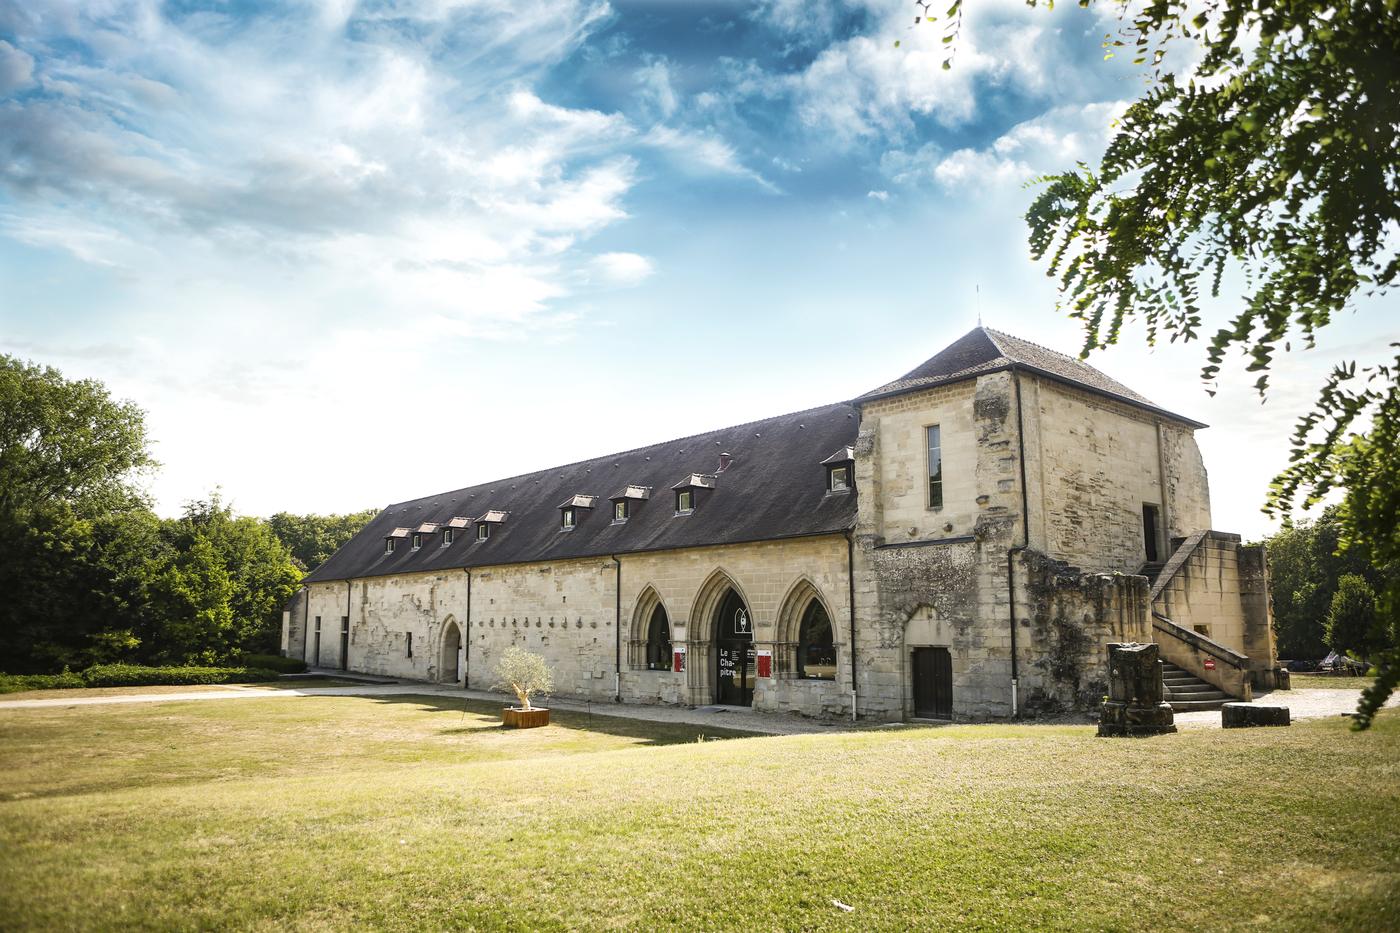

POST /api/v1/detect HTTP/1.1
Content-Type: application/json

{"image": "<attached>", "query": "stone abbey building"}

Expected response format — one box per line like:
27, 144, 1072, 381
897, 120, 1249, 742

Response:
284, 327, 1280, 721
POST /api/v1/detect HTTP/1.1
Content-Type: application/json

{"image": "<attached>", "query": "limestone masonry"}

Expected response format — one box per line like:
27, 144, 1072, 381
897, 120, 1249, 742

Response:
283, 327, 1280, 721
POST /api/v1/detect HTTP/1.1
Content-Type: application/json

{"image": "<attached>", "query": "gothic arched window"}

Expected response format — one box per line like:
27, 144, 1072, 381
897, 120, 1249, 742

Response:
797, 600, 836, 680
645, 604, 672, 671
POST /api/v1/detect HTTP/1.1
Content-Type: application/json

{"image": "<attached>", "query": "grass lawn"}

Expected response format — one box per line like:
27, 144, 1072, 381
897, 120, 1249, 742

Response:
1, 697, 1397, 931
1289, 673, 1376, 691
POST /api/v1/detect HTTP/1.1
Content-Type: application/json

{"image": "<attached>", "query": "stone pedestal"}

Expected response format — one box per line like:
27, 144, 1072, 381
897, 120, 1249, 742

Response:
1098, 642, 1177, 737
1222, 703, 1290, 728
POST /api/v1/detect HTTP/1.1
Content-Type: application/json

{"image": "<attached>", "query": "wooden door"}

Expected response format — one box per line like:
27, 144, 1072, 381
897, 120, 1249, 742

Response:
912, 647, 952, 720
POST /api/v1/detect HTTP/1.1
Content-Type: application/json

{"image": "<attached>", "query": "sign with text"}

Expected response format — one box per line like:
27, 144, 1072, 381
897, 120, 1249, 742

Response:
756, 648, 773, 679
673, 644, 686, 673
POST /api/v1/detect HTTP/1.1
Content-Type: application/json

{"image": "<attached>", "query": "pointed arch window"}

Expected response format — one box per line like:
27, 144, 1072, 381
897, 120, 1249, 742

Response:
797, 600, 836, 680
645, 604, 672, 671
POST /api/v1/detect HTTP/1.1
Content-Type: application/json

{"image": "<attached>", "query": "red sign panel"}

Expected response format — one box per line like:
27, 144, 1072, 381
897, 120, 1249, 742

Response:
756, 650, 773, 679
1203, 658, 1216, 671
673, 647, 686, 673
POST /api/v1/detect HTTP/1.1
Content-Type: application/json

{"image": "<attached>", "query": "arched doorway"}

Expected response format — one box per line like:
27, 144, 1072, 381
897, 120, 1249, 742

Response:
441, 621, 462, 685
713, 588, 754, 706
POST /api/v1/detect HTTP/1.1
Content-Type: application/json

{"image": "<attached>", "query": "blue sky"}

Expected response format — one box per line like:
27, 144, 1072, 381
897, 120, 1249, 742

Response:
0, 0, 1392, 537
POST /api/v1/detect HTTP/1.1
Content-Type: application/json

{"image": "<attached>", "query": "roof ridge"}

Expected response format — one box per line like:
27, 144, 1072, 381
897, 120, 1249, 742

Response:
384, 399, 855, 510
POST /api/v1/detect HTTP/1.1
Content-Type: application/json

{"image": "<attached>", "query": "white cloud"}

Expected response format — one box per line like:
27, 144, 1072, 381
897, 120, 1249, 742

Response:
642, 125, 778, 192
0, 39, 35, 94
931, 101, 1128, 192
591, 251, 655, 286
867, 189, 890, 201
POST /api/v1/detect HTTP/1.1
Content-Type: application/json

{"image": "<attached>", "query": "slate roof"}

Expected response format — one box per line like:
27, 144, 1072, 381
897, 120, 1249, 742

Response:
303, 328, 1201, 584
860, 326, 1206, 428
303, 401, 861, 583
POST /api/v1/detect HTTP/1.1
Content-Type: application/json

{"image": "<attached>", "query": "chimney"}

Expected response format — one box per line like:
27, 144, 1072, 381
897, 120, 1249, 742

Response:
717, 452, 734, 473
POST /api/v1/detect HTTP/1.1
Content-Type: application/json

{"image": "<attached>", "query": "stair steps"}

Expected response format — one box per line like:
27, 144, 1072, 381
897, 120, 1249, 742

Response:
1161, 661, 1231, 712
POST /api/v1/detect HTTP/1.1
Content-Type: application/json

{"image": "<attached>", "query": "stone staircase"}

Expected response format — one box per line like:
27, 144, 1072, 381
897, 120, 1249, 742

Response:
1162, 661, 1231, 712
1140, 561, 1166, 585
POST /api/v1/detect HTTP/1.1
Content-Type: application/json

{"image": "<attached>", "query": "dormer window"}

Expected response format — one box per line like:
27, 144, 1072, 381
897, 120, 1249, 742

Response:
411, 533, 422, 550
614, 500, 629, 523
670, 474, 713, 516
676, 489, 694, 513
385, 527, 410, 554
561, 507, 576, 530
442, 528, 454, 546
474, 510, 507, 541
609, 485, 650, 524
556, 495, 595, 531
821, 446, 856, 495
477, 523, 490, 541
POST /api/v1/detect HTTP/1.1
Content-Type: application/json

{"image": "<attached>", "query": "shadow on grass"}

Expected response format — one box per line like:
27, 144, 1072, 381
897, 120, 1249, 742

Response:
350, 693, 753, 746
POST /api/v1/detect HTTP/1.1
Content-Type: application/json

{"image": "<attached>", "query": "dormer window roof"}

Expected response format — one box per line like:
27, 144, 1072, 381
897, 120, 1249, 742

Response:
557, 494, 599, 510
670, 473, 716, 491
477, 510, 508, 524
387, 527, 411, 539
820, 446, 856, 467
444, 516, 472, 529
415, 522, 439, 534
609, 484, 652, 502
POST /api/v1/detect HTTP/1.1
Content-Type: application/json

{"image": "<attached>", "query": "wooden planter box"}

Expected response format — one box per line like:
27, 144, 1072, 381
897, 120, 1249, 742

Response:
502, 707, 550, 729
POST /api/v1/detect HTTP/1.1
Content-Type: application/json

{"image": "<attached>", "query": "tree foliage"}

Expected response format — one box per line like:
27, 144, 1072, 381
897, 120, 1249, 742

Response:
267, 508, 379, 572
493, 646, 554, 710
1325, 574, 1381, 657
1001, 0, 1399, 726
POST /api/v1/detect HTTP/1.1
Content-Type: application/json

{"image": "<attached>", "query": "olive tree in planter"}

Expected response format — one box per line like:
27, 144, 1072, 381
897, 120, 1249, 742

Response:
494, 645, 554, 728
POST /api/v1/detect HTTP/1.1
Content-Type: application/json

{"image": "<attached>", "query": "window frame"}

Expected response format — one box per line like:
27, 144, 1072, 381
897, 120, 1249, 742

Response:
442, 528, 454, 547
561, 507, 576, 530
645, 605, 673, 671
796, 599, 837, 681
925, 423, 944, 510
385, 538, 396, 554
411, 533, 422, 550
476, 523, 490, 541
613, 500, 629, 523
675, 489, 694, 514
827, 463, 851, 492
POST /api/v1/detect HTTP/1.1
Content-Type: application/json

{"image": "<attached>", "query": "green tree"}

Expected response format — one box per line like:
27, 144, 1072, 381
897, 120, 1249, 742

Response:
141, 494, 302, 663
1325, 574, 1380, 658
266, 508, 379, 572
1003, 0, 1399, 726
0, 356, 158, 672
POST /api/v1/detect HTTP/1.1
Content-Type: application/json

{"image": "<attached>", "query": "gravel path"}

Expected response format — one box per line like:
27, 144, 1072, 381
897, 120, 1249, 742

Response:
1173, 686, 1396, 727
0, 679, 865, 736
3, 679, 1391, 734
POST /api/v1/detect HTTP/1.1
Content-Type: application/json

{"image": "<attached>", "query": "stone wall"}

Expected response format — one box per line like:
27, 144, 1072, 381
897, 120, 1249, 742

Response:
299, 534, 852, 712
1151, 531, 1250, 654
1025, 376, 1211, 573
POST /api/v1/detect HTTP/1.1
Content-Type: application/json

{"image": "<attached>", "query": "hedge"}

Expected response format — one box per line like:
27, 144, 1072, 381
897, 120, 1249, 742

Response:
236, 653, 307, 674
80, 664, 282, 688
0, 670, 86, 694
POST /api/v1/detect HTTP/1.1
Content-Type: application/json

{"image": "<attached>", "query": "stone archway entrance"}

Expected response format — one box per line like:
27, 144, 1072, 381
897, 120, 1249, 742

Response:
441, 621, 462, 685
713, 588, 754, 706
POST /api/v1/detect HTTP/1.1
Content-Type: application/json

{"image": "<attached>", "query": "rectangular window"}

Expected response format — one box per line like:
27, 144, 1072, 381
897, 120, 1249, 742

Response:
829, 465, 849, 491
385, 538, 395, 554
676, 489, 693, 513
442, 528, 453, 546
477, 523, 490, 541
314, 616, 321, 632
411, 533, 421, 550
406, 632, 413, 657
614, 500, 629, 522
926, 425, 943, 509
561, 508, 576, 529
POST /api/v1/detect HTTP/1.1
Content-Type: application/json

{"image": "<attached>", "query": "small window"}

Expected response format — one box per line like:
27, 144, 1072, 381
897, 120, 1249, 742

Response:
798, 600, 836, 680
614, 500, 629, 522
442, 528, 454, 546
676, 489, 693, 513
1193, 624, 1211, 637
828, 464, 850, 492
314, 616, 321, 632
477, 523, 490, 541
411, 533, 422, 550
385, 538, 396, 554
406, 632, 413, 657
926, 424, 943, 509
561, 507, 576, 530
646, 605, 672, 671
